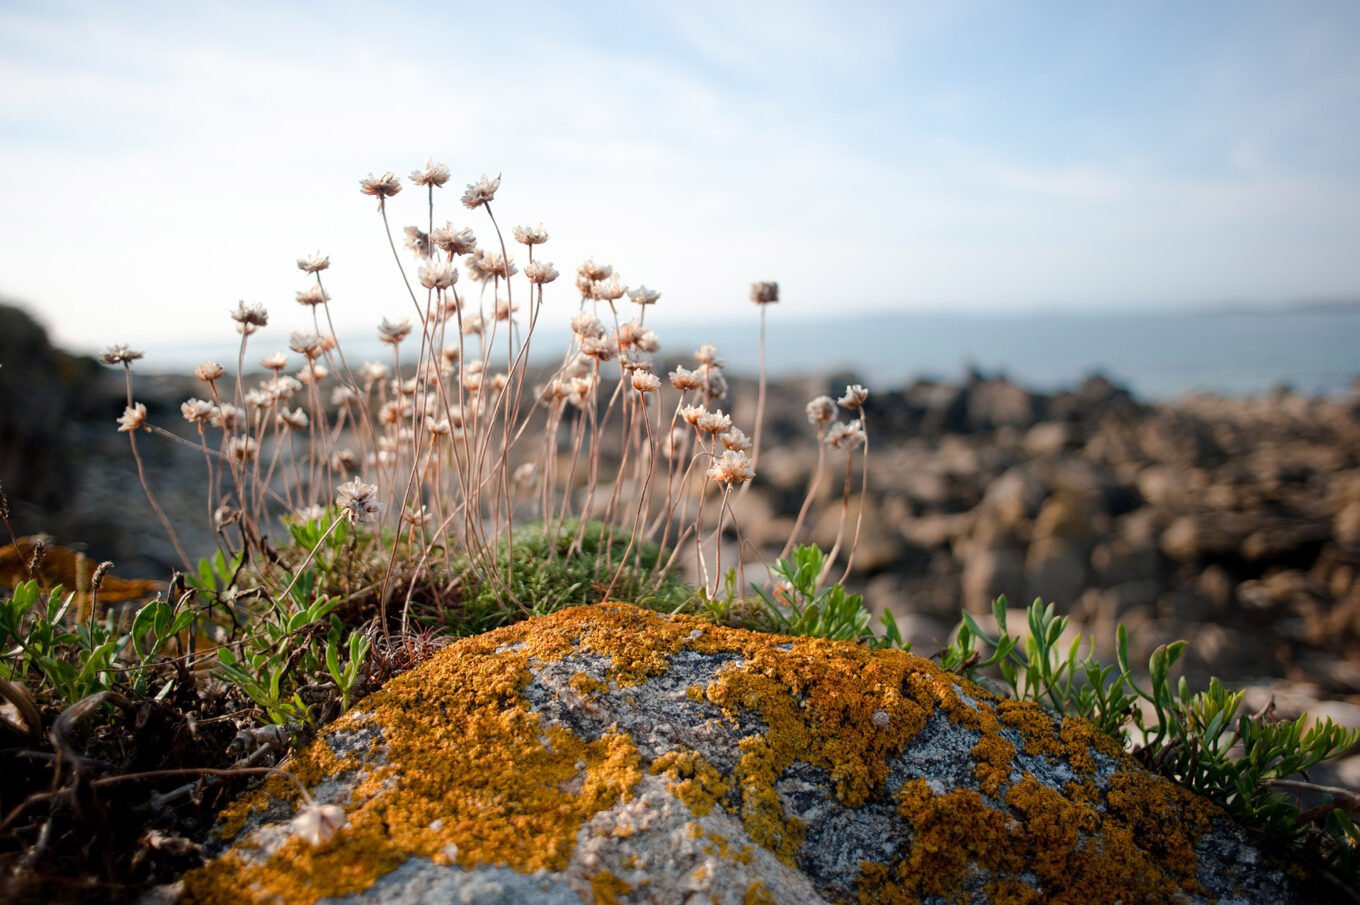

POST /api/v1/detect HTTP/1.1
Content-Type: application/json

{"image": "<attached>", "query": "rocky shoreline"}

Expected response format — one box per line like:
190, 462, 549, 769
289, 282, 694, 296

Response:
3, 303, 1358, 787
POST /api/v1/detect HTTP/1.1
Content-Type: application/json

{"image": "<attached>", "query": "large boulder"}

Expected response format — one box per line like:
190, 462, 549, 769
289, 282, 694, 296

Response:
181, 605, 1310, 904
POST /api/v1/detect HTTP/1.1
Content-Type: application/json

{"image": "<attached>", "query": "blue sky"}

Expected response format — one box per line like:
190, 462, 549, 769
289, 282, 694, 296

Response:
1, 0, 1357, 352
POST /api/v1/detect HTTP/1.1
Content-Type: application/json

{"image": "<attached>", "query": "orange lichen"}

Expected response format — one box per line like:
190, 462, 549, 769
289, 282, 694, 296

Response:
590, 869, 633, 904
744, 880, 777, 904
182, 604, 1233, 904
650, 749, 731, 816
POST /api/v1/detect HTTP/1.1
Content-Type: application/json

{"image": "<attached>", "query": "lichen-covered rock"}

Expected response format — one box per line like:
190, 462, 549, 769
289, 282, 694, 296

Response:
181, 605, 1312, 904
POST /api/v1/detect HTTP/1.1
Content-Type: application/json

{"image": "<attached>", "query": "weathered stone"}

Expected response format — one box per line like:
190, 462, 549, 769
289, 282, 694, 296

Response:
183, 605, 1314, 904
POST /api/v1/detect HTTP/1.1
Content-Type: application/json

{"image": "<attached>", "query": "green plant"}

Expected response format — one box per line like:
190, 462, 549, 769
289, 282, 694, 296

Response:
754, 545, 904, 648
942, 595, 1360, 883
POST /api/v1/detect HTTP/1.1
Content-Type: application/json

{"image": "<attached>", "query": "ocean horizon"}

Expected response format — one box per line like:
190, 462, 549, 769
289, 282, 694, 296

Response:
120, 306, 1360, 402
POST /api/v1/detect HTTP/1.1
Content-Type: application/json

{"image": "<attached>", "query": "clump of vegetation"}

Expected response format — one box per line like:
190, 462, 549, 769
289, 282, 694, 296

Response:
0, 156, 1355, 900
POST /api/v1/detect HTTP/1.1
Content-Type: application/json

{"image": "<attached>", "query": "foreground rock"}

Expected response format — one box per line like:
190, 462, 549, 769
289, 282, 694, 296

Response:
182, 605, 1310, 904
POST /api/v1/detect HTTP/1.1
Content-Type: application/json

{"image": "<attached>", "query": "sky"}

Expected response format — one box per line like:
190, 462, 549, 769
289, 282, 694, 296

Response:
1, 0, 1358, 357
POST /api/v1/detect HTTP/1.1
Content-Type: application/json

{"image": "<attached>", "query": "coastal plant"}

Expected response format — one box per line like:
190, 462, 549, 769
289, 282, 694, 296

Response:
942, 594, 1360, 882
755, 544, 904, 648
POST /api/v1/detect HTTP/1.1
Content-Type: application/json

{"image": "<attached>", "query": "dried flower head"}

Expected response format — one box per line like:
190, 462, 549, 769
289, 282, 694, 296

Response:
513, 223, 549, 245
680, 403, 706, 426
116, 402, 147, 433
291, 803, 347, 847
493, 299, 517, 322
571, 312, 606, 339
261, 351, 289, 371
425, 416, 452, 437
359, 171, 402, 204
694, 344, 723, 368
297, 252, 330, 273
513, 462, 538, 486
101, 344, 144, 366
418, 258, 458, 290
228, 435, 259, 463
839, 384, 869, 410
720, 427, 753, 452
181, 398, 214, 423
410, 158, 451, 188
591, 277, 627, 302
278, 407, 309, 430
378, 317, 412, 346
707, 449, 755, 486
336, 476, 383, 524
669, 366, 703, 391
359, 361, 389, 387
478, 249, 517, 279
231, 301, 269, 334
631, 371, 661, 393
404, 226, 432, 259
806, 395, 837, 426
461, 173, 501, 209
432, 223, 477, 255
627, 285, 661, 306
696, 409, 732, 435
578, 259, 613, 282
211, 404, 244, 430
461, 314, 485, 336
637, 329, 660, 353
296, 285, 330, 307
289, 331, 324, 359
826, 419, 866, 450
524, 261, 559, 284
195, 361, 226, 383
750, 281, 779, 305
580, 336, 617, 362
703, 370, 728, 402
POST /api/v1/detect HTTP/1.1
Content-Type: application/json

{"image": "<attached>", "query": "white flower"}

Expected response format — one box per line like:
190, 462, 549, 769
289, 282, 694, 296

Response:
228, 435, 259, 463
278, 407, 309, 430
404, 226, 432, 258
696, 409, 732, 435
461, 173, 501, 209
378, 317, 412, 346
525, 261, 559, 284
297, 253, 330, 273
571, 312, 605, 339
101, 344, 144, 366
194, 361, 225, 383
230, 301, 268, 333
680, 404, 706, 426
295, 285, 329, 307
116, 403, 147, 433
631, 371, 660, 393
591, 278, 626, 301
261, 351, 289, 371
720, 427, 752, 452
512, 223, 549, 245
336, 476, 383, 524
669, 366, 703, 391
410, 158, 451, 188
419, 258, 458, 290
627, 285, 660, 306
181, 398, 214, 423
839, 384, 868, 410
359, 172, 402, 203
289, 331, 324, 359
694, 344, 723, 368
577, 259, 613, 282
359, 361, 389, 386
826, 419, 866, 450
806, 395, 836, 426
432, 223, 477, 255
291, 803, 347, 847
707, 449, 755, 486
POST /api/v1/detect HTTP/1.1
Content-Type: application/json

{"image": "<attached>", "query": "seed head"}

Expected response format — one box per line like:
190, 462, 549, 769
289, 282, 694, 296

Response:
425, 416, 452, 437
627, 285, 660, 306
404, 226, 432, 259
260, 351, 288, 372
195, 361, 225, 383
571, 312, 605, 339
669, 366, 703, 391
694, 344, 723, 368
297, 252, 330, 273
228, 435, 260, 463
359, 361, 389, 387
580, 336, 616, 362
433, 224, 477, 256
359, 171, 403, 204
461, 314, 485, 336
839, 384, 869, 410
289, 331, 324, 359
720, 427, 753, 452
181, 398, 214, 423
378, 317, 412, 346
461, 173, 501, 210
230, 301, 269, 334
696, 409, 732, 435
476, 249, 517, 279
750, 281, 779, 305
525, 261, 559, 284
707, 449, 755, 486
704, 370, 728, 402
210, 404, 244, 430
278, 407, 309, 430
291, 803, 348, 847
637, 329, 660, 353
591, 278, 626, 302
631, 371, 660, 393
826, 419, 866, 450
418, 258, 458, 290
513, 223, 549, 245
578, 259, 613, 282
410, 158, 451, 188
116, 402, 147, 433
680, 403, 706, 426
101, 344, 144, 366
336, 476, 383, 524
494, 299, 518, 321
806, 395, 837, 426
295, 285, 330, 307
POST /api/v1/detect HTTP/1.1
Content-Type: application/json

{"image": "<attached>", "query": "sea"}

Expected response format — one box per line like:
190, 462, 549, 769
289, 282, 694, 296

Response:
136, 306, 1360, 402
